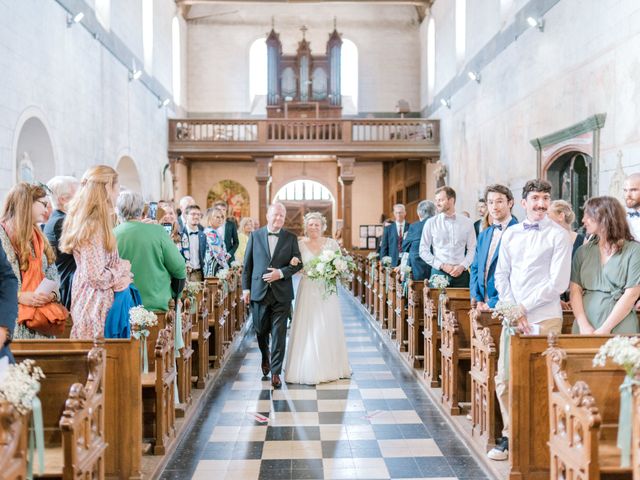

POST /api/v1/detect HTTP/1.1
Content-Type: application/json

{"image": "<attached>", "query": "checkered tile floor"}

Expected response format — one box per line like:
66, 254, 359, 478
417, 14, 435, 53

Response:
160, 291, 488, 479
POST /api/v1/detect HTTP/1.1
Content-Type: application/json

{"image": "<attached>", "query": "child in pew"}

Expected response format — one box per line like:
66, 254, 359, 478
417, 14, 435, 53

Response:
491, 178, 573, 461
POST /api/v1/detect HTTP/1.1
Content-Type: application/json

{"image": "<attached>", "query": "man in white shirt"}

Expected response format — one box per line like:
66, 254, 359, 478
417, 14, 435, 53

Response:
179, 205, 206, 282
624, 173, 640, 241
419, 186, 476, 288
178, 195, 195, 233
489, 179, 572, 461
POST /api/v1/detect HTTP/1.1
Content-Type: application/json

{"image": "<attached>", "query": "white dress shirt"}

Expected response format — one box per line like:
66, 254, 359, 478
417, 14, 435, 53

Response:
186, 227, 201, 269
484, 216, 513, 291
419, 212, 476, 270
494, 216, 572, 324
217, 222, 227, 245
267, 229, 280, 257
627, 209, 640, 242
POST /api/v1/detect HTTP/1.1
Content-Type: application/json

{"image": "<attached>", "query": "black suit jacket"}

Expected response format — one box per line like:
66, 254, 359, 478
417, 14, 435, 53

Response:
0, 243, 18, 361
180, 225, 207, 270
402, 219, 431, 281
379, 221, 410, 267
223, 219, 239, 257
242, 228, 303, 303
43, 210, 76, 309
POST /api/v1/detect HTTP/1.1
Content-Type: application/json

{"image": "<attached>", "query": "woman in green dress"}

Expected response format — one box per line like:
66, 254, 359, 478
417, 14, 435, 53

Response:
570, 196, 640, 334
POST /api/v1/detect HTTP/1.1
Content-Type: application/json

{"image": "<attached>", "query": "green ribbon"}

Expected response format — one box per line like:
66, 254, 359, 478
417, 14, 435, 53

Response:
27, 396, 44, 479
132, 330, 150, 373
402, 277, 408, 297
617, 375, 640, 467
437, 291, 446, 327
175, 302, 184, 355
369, 261, 376, 285
385, 269, 390, 294
500, 318, 517, 377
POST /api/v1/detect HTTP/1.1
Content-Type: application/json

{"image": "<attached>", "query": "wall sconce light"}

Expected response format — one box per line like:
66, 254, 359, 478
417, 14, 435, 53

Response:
66, 12, 84, 27
129, 69, 142, 81
526, 16, 544, 32
440, 98, 451, 109
467, 71, 481, 83
158, 98, 170, 108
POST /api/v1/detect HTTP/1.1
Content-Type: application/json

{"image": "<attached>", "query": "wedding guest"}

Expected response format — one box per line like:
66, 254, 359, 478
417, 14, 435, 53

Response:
570, 196, 640, 334
177, 195, 195, 232
235, 217, 254, 263
549, 200, 585, 257
402, 200, 435, 281
213, 200, 239, 258
114, 191, 186, 311
379, 204, 410, 267
0, 183, 66, 339
491, 178, 572, 461
179, 205, 207, 281
420, 186, 476, 288
60, 165, 132, 339
44, 175, 79, 310
473, 198, 488, 237
624, 173, 640, 241
470, 184, 517, 310
203, 207, 229, 277
0, 243, 18, 360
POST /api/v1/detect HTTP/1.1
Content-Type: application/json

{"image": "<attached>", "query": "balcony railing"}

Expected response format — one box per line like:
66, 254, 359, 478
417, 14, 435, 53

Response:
169, 118, 439, 155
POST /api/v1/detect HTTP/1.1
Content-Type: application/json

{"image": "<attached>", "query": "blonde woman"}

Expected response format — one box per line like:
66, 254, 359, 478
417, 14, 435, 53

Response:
60, 165, 132, 339
284, 211, 351, 385
548, 199, 585, 258
235, 216, 254, 263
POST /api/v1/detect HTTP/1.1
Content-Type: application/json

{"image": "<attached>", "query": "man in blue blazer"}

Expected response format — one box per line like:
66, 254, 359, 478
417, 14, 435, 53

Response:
0, 243, 18, 361
402, 200, 436, 281
470, 184, 517, 309
180, 205, 208, 281
379, 204, 410, 267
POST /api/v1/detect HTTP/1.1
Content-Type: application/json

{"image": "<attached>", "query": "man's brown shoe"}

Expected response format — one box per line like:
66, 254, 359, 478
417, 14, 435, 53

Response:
271, 374, 282, 389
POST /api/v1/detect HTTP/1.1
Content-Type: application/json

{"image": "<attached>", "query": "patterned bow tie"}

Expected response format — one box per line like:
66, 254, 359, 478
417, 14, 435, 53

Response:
493, 224, 503, 231
628, 211, 640, 218
523, 223, 539, 231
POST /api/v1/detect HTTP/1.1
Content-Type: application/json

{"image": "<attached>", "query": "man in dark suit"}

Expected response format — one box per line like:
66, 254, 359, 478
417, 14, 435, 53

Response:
473, 198, 488, 237
242, 203, 303, 388
213, 200, 239, 258
44, 176, 79, 310
402, 200, 436, 281
379, 204, 410, 267
0, 243, 18, 361
470, 184, 517, 309
180, 205, 207, 281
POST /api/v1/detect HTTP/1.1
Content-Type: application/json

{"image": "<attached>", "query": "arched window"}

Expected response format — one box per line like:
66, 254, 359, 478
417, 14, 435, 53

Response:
341, 38, 358, 115
427, 18, 436, 101
249, 37, 267, 107
172, 16, 181, 105
95, 0, 110, 30
142, 0, 153, 72
274, 180, 333, 202
455, 0, 466, 66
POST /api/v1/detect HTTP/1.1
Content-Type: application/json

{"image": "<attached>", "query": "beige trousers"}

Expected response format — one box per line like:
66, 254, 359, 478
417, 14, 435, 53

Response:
494, 317, 562, 439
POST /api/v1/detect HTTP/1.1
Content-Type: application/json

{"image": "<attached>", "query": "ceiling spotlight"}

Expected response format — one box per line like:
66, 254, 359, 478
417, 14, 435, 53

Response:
129, 69, 142, 81
66, 11, 84, 27
440, 98, 451, 109
158, 98, 170, 108
467, 71, 481, 83
526, 16, 544, 31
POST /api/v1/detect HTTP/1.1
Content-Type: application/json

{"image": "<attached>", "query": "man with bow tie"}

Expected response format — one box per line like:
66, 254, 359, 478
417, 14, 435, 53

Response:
624, 173, 640, 241
180, 205, 207, 282
490, 179, 572, 462
379, 204, 410, 267
419, 186, 476, 288
470, 184, 518, 311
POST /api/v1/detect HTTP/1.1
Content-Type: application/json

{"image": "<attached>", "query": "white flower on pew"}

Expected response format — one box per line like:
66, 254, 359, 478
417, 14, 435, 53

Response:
491, 301, 523, 328
381, 256, 392, 267
429, 274, 449, 291
184, 281, 203, 299
593, 336, 640, 376
0, 359, 45, 415
230, 260, 242, 271
129, 306, 158, 338
366, 252, 379, 261
215, 268, 230, 281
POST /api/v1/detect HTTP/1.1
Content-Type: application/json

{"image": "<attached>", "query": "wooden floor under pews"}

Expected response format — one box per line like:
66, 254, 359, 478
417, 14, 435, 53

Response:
349, 253, 640, 480
0, 270, 246, 480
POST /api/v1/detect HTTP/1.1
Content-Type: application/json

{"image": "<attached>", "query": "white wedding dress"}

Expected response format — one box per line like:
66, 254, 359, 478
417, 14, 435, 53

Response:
284, 238, 352, 385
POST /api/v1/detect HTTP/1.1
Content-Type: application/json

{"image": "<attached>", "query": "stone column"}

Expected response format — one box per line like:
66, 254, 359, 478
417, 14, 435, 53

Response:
255, 157, 272, 225
338, 157, 355, 249
168, 156, 189, 203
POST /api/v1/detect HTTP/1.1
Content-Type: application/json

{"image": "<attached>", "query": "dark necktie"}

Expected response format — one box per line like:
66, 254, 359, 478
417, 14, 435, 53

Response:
628, 211, 640, 218
523, 223, 539, 231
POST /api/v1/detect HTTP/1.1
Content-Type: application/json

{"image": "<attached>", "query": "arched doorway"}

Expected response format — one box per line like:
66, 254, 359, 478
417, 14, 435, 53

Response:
116, 156, 142, 193
15, 117, 56, 184
274, 180, 334, 237
546, 151, 592, 227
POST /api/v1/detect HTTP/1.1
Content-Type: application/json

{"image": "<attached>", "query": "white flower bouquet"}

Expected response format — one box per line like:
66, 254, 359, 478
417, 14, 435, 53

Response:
381, 256, 392, 267
216, 268, 230, 281
0, 359, 45, 415
429, 274, 449, 290
367, 252, 379, 261
129, 306, 158, 373
492, 301, 524, 377
184, 281, 202, 299
230, 260, 242, 271
306, 249, 356, 297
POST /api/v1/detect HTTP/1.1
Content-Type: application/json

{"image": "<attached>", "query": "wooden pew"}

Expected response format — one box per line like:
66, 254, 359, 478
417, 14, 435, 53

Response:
634, 382, 640, 480
191, 287, 211, 389
377, 265, 388, 329
234, 270, 245, 331
440, 292, 472, 415
177, 298, 194, 414
356, 255, 365, 304
371, 261, 379, 318
0, 400, 28, 479
386, 269, 397, 337
12, 342, 107, 479
545, 339, 631, 480
407, 279, 424, 368
226, 271, 237, 340
12, 339, 141, 480
394, 274, 408, 352
205, 278, 224, 369
509, 333, 615, 480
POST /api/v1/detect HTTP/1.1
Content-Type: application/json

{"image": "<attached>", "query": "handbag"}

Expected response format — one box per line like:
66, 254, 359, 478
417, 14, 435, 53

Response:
22, 303, 69, 337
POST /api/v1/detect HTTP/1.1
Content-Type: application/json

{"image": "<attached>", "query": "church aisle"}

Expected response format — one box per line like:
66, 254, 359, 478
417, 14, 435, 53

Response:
159, 291, 489, 480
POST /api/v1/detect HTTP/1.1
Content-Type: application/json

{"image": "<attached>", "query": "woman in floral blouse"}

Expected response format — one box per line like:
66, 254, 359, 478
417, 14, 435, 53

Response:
203, 207, 229, 277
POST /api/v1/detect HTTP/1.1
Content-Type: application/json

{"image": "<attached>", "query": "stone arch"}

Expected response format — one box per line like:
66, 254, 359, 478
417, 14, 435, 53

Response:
115, 156, 142, 193
12, 108, 57, 184
206, 180, 251, 223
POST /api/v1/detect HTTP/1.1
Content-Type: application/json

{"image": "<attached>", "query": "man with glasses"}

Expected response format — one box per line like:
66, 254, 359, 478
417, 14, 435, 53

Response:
180, 205, 207, 281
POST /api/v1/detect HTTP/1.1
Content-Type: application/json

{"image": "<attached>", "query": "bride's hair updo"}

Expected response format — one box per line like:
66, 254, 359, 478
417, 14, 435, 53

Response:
303, 211, 327, 235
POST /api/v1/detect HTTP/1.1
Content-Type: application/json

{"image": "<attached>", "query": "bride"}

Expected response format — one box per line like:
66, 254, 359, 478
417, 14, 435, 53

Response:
284, 212, 351, 385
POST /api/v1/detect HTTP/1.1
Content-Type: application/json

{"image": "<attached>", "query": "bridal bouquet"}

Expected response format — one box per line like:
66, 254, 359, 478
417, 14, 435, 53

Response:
0, 359, 45, 415
129, 306, 158, 374
593, 336, 640, 467
306, 249, 356, 298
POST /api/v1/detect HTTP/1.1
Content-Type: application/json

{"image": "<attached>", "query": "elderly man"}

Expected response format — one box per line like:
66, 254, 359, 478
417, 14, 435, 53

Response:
177, 195, 196, 232
379, 204, 410, 267
114, 191, 187, 311
44, 175, 79, 309
402, 200, 435, 281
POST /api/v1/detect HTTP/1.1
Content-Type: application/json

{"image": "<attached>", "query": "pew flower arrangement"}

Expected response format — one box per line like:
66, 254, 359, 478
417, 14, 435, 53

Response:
399, 265, 412, 296
366, 252, 379, 261
429, 275, 450, 327
367, 253, 378, 286
381, 256, 392, 267
216, 268, 230, 295
306, 249, 355, 298
184, 281, 202, 299
230, 260, 242, 272
491, 301, 523, 376
592, 335, 640, 467
129, 306, 158, 374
